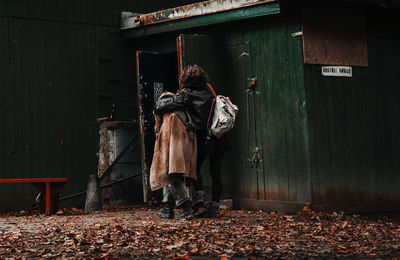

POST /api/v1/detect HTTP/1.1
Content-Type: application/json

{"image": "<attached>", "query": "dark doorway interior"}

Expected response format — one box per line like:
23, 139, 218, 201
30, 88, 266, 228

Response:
136, 51, 179, 201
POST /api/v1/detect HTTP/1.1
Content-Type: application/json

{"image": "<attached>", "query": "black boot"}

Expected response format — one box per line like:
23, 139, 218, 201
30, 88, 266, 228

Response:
159, 201, 174, 219
175, 200, 192, 220
195, 201, 220, 218
192, 190, 205, 213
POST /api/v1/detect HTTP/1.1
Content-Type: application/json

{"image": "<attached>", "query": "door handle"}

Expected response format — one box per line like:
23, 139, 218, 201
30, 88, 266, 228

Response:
251, 147, 261, 169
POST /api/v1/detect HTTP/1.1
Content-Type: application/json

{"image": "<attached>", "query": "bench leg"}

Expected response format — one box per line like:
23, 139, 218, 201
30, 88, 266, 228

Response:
46, 182, 51, 215
32, 182, 65, 214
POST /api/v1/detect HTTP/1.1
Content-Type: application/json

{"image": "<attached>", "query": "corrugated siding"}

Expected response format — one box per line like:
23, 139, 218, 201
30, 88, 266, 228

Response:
0, 18, 99, 210
0, 0, 201, 26
305, 11, 400, 210
0, 0, 202, 211
0, 17, 12, 184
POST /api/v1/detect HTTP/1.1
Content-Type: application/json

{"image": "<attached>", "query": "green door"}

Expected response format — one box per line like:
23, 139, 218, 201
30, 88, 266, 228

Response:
230, 24, 311, 209
229, 42, 262, 201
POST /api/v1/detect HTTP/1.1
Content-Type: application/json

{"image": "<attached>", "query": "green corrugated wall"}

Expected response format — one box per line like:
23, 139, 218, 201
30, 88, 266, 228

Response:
305, 11, 400, 211
225, 8, 400, 212
0, 0, 202, 212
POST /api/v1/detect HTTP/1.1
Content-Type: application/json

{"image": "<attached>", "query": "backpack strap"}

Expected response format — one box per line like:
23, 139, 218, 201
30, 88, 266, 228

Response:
206, 83, 217, 130
207, 83, 217, 98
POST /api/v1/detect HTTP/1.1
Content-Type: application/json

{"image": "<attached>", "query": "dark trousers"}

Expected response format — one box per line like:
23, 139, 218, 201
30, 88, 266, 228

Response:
193, 130, 223, 202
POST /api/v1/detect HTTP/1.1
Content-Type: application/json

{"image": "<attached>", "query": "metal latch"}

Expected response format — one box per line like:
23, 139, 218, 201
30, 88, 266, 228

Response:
291, 31, 303, 37
248, 79, 257, 90
251, 147, 261, 168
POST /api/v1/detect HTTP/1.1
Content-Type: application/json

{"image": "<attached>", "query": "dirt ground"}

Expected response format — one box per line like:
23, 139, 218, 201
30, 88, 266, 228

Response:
0, 206, 400, 259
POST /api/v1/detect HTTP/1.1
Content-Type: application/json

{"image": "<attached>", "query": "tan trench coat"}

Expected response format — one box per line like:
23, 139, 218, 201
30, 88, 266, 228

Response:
149, 94, 197, 191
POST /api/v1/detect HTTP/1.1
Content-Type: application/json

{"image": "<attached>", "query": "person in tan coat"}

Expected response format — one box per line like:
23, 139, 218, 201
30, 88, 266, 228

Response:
152, 65, 214, 219
150, 92, 197, 219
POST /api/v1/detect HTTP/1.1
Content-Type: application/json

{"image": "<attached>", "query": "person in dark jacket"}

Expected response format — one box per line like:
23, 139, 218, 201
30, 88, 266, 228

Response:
154, 65, 224, 218
154, 66, 214, 135
153, 65, 214, 219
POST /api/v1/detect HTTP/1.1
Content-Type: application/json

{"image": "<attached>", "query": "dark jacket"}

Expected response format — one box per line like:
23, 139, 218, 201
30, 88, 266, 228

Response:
153, 86, 214, 133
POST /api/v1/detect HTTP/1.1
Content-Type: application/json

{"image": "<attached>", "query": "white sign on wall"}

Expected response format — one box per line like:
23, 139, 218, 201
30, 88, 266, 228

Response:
321, 66, 352, 77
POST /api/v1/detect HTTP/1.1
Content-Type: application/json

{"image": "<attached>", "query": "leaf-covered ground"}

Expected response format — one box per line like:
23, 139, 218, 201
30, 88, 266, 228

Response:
0, 206, 399, 259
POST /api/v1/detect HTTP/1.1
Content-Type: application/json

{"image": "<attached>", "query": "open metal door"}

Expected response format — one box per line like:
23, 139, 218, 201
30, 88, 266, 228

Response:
136, 51, 178, 202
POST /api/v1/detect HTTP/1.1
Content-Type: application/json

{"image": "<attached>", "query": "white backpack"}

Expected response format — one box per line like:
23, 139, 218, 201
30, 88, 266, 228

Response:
207, 84, 239, 138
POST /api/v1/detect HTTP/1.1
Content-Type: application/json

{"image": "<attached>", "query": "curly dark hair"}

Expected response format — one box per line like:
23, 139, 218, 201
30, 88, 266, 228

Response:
179, 65, 209, 90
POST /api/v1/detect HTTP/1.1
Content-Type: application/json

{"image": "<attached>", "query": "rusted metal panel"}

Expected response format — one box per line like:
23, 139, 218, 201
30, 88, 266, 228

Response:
97, 121, 137, 178
302, 7, 368, 66
123, 3, 280, 39
97, 120, 142, 206
121, 0, 277, 29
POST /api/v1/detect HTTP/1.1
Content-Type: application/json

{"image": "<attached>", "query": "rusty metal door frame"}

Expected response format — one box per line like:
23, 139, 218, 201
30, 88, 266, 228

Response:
136, 51, 179, 202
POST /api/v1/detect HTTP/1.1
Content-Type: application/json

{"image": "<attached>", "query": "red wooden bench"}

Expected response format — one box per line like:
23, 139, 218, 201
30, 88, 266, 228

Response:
0, 178, 68, 215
